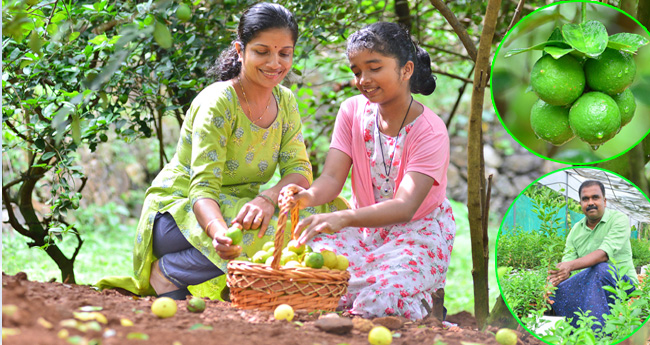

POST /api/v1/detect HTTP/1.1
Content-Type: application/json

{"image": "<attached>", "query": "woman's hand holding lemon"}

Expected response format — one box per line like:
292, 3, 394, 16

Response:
232, 195, 275, 238
212, 224, 243, 260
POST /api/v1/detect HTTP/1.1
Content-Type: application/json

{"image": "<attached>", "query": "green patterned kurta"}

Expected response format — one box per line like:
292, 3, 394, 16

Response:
96, 82, 348, 299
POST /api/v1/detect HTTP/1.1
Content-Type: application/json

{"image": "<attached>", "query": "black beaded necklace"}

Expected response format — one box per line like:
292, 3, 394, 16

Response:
375, 96, 413, 196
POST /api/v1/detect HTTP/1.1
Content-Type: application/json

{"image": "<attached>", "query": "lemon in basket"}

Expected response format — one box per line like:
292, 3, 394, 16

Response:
321, 250, 338, 269
287, 239, 305, 255
335, 255, 349, 271
303, 252, 324, 269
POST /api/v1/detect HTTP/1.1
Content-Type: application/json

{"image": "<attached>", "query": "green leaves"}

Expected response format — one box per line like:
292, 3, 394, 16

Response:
608, 33, 650, 54
561, 21, 608, 57
506, 20, 648, 60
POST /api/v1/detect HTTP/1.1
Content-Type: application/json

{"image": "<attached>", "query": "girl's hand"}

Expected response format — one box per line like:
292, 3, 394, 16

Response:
212, 231, 242, 260
232, 196, 275, 238
281, 184, 312, 210
296, 213, 346, 245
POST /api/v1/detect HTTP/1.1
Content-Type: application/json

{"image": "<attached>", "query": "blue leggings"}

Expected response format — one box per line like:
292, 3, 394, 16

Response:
550, 262, 636, 332
152, 212, 223, 288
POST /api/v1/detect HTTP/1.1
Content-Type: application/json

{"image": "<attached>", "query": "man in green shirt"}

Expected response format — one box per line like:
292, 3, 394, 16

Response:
548, 180, 637, 331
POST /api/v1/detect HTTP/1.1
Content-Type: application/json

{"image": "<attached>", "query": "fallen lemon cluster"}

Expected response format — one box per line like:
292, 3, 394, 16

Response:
234, 239, 349, 270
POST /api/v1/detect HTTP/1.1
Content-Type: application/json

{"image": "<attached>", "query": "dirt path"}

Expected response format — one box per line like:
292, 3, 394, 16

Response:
0, 272, 551, 345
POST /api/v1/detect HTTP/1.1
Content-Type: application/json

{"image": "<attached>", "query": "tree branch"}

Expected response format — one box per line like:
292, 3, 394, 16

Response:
432, 68, 474, 84
428, 0, 479, 62
421, 43, 474, 61
506, 0, 526, 34
2, 185, 31, 238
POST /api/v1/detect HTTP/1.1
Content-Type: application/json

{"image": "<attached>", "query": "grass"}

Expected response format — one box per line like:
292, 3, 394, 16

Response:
2, 196, 496, 317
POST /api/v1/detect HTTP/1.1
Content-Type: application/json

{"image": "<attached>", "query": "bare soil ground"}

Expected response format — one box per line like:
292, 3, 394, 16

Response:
0, 272, 605, 345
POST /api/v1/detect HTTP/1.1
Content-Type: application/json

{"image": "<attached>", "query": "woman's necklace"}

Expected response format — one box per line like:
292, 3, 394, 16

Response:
238, 76, 272, 125
376, 96, 413, 197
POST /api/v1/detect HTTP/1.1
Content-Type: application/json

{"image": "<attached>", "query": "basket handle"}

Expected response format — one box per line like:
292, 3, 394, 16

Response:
270, 189, 300, 269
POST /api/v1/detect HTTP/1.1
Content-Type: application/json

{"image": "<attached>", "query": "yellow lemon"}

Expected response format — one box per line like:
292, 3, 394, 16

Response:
273, 304, 294, 321
321, 250, 338, 269
495, 328, 518, 345
151, 297, 177, 318
287, 239, 305, 255
262, 241, 274, 251
284, 260, 302, 268
368, 326, 392, 345
335, 255, 349, 271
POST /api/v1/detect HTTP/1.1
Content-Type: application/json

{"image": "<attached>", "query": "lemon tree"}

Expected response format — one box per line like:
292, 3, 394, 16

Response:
569, 92, 621, 146
507, 13, 648, 150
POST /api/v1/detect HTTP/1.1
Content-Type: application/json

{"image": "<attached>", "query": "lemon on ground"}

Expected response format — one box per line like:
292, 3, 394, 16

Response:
187, 297, 206, 313
335, 254, 349, 271
273, 304, 294, 321
320, 250, 338, 269
531, 54, 585, 106
611, 89, 636, 127
569, 92, 621, 145
529, 98, 574, 146
585, 48, 636, 95
368, 326, 392, 345
495, 328, 518, 345
303, 252, 324, 269
151, 297, 177, 318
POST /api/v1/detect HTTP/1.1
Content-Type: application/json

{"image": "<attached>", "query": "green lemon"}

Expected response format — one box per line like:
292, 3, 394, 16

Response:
280, 251, 299, 265
529, 98, 574, 146
303, 252, 324, 269
610, 89, 636, 127
531, 54, 585, 106
585, 48, 636, 95
252, 251, 268, 263
176, 3, 192, 22
187, 297, 206, 313
569, 92, 621, 146
225, 225, 242, 245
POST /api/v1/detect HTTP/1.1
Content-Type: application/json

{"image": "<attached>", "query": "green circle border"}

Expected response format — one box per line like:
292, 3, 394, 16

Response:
495, 165, 650, 345
490, 0, 650, 166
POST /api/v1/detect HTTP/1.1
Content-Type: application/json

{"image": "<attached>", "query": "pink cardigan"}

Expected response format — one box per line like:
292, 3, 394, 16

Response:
330, 95, 450, 221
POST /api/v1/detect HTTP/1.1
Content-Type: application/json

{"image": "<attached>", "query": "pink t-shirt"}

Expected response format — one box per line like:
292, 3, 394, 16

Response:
330, 95, 450, 221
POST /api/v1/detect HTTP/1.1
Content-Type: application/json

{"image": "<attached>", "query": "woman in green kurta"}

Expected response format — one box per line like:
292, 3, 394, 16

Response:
96, 3, 346, 300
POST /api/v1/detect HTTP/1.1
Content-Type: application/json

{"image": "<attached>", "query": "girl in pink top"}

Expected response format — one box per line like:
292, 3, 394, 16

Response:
283, 22, 455, 320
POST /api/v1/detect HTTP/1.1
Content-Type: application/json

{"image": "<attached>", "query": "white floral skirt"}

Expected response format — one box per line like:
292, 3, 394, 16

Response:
308, 199, 456, 320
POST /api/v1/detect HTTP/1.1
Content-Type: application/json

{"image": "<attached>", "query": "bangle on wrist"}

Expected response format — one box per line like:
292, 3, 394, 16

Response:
204, 218, 222, 238
256, 193, 276, 207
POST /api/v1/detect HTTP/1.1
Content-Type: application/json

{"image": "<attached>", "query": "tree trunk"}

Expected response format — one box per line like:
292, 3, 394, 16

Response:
17, 168, 77, 284
467, 0, 502, 330
394, 0, 412, 32
487, 296, 519, 329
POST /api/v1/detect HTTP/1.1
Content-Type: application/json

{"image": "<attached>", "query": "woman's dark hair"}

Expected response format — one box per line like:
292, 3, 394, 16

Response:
346, 22, 436, 95
208, 3, 298, 81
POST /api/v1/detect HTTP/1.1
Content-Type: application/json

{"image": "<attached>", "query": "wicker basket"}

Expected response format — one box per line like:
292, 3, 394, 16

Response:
226, 190, 350, 312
